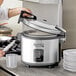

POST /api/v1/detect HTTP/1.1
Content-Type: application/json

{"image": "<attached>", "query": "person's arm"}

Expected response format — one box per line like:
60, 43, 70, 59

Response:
0, 7, 31, 20
8, 7, 31, 18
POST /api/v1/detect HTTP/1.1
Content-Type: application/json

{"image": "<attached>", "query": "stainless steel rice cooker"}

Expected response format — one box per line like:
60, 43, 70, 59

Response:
18, 11, 66, 67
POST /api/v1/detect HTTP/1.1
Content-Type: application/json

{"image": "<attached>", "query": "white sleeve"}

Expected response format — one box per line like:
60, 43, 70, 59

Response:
0, 7, 9, 20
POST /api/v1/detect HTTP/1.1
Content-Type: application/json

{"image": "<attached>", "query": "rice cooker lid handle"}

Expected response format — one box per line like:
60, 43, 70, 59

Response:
18, 11, 66, 36
18, 11, 37, 23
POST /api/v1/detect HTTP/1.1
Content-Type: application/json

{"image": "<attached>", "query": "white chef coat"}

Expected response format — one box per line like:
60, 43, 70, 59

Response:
0, 7, 8, 20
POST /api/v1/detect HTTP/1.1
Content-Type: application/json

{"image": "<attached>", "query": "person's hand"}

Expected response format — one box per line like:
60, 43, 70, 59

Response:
8, 7, 32, 18
21, 8, 32, 17
0, 50, 5, 57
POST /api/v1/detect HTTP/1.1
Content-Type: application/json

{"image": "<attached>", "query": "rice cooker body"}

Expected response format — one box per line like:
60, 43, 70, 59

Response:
21, 34, 61, 66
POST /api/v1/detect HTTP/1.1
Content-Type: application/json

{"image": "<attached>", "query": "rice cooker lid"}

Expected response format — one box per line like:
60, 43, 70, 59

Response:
22, 20, 66, 39
23, 19, 61, 35
18, 11, 66, 39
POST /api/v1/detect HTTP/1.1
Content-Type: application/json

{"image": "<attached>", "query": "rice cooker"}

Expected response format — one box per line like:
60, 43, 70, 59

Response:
18, 11, 66, 67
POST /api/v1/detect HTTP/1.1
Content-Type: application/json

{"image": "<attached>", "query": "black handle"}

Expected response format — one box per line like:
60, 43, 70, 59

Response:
18, 11, 37, 23
5, 51, 21, 55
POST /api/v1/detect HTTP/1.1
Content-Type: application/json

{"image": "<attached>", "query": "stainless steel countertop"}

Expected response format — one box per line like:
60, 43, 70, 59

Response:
0, 56, 76, 76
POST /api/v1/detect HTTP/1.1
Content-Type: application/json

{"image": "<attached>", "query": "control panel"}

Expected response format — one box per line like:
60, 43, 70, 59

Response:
34, 49, 44, 62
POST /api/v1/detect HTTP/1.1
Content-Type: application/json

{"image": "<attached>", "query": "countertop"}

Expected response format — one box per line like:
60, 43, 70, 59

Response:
0, 56, 76, 76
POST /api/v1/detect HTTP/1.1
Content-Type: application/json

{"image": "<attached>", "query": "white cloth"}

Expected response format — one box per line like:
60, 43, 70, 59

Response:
0, 7, 9, 20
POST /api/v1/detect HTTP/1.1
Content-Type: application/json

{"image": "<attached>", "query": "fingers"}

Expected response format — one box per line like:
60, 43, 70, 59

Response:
22, 8, 32, 17
16, 7, 32, 16
0, 50, 5, 57
22, 8, 32, 13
